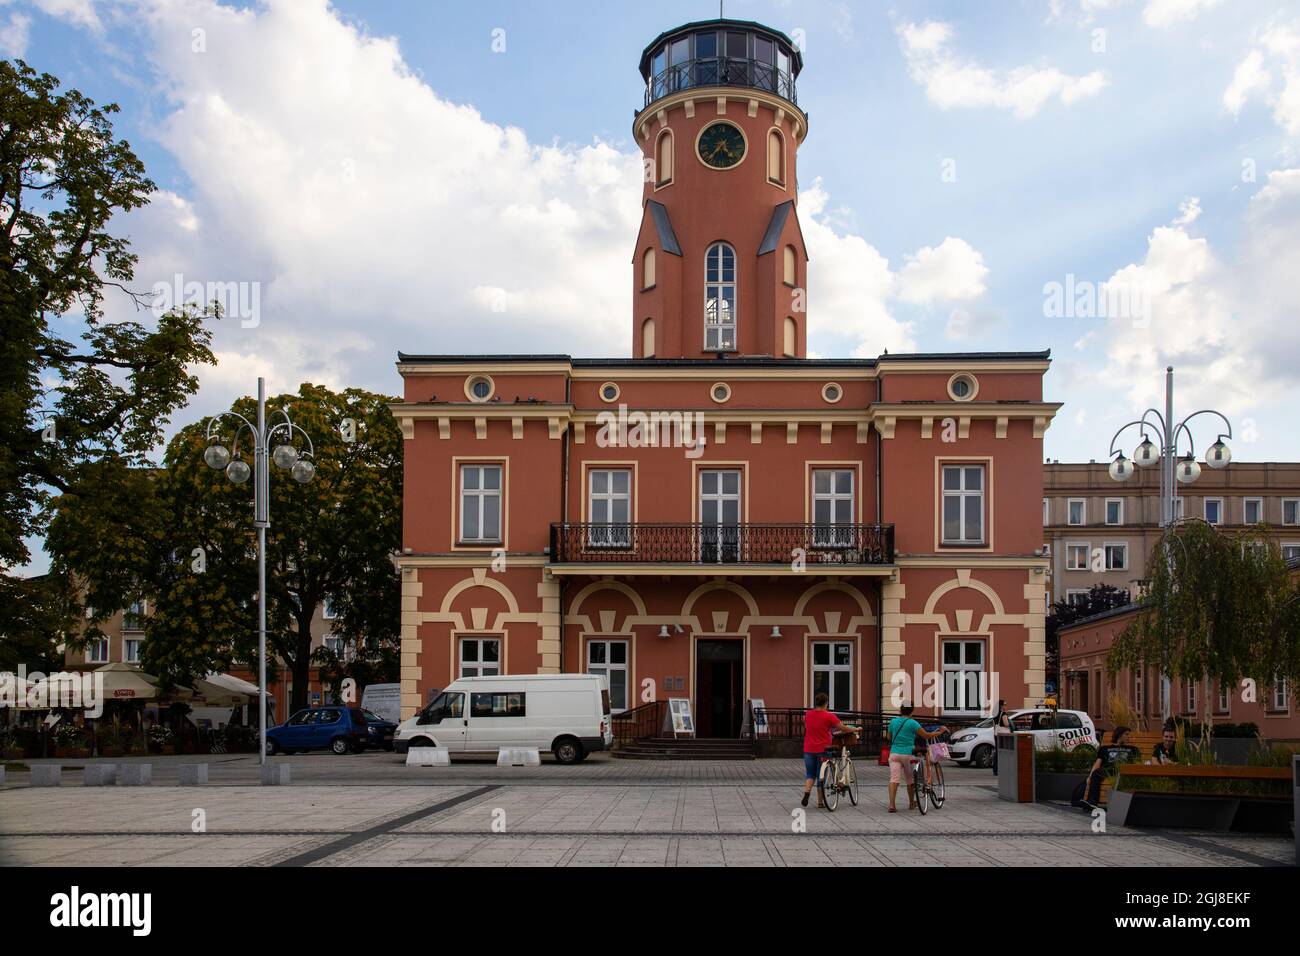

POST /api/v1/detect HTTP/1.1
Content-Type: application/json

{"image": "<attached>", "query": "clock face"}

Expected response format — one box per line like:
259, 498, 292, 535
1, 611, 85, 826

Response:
697, 122, 746, 168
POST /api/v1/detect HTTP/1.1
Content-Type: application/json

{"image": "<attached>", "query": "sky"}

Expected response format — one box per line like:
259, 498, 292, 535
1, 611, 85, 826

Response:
8, 0, 1300, 569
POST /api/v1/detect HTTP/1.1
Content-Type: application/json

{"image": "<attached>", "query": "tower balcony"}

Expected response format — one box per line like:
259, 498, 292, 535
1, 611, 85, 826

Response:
643, 56, 797, 110
548, 522, 893, 575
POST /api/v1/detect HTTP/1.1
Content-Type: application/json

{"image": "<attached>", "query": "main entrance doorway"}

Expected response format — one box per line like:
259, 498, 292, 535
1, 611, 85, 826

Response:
695, 639, 744, 738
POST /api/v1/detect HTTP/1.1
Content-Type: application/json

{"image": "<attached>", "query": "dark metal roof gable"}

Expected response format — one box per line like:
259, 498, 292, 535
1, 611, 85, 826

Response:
647, 200, 682, 256
757, 200, 793, 256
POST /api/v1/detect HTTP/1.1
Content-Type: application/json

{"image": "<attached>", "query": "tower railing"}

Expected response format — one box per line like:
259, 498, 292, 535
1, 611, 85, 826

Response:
644, 56, 797, 109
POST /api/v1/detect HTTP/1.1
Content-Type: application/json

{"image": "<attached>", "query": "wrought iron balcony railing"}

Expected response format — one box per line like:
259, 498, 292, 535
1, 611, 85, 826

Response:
644, 56, 797, 109
549, 523, 893, 567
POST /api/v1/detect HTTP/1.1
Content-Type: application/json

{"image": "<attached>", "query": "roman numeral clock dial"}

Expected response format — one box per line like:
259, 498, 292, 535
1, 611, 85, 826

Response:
697, 122, 745, 168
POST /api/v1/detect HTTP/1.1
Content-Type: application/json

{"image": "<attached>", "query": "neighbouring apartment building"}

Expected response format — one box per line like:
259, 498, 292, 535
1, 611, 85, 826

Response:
391, 18, 1060, 732
1058, 591, 1299, 740
1044, 460, 1300, 606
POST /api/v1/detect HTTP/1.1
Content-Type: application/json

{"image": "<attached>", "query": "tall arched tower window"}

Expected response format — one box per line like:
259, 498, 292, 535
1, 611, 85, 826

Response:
655, 129, 674, 186
642, 318, 656, 357
767, 128, 785, 185
783, 316, 797, 357
642, 247, 656, 289
783, 245, 797, 285
704, 242, 737, 351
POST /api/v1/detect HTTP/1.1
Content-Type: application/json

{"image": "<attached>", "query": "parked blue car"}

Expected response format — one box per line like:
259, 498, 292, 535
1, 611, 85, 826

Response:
266, 706, 371, 755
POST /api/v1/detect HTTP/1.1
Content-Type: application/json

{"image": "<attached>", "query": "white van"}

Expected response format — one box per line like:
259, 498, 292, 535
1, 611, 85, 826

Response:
360, 682, 401, 725
393, 674, 612, 764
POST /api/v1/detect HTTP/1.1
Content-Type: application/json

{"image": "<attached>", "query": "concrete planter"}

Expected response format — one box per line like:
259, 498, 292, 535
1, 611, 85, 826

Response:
1109, 790, 1290, 833
1035, 771, 1088, 802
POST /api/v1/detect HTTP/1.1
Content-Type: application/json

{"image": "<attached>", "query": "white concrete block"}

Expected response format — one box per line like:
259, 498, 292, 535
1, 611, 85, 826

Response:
179, 763, 208, 786
31, 764, 62, 787
119, 764, 152, 786
497, 747, 541, 767
261, 763, 290, 786
406, 747, 450, 767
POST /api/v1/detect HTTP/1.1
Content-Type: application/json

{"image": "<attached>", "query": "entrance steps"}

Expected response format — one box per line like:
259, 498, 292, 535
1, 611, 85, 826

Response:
613, 737, 756, 760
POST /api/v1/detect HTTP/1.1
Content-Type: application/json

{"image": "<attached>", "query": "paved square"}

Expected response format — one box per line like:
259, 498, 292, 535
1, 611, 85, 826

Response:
0, 754, 1291, 867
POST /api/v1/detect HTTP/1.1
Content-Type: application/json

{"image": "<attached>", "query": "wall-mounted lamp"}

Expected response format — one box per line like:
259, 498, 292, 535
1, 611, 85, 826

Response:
769, 626, 782, 639
658, 625, 670, 639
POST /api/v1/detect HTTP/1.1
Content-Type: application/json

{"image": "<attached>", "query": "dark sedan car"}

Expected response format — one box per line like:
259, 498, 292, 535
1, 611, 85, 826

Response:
360, 708, 397, 751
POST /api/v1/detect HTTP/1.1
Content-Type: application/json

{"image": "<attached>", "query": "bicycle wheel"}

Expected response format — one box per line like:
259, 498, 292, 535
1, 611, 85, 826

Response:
913, 760, 929, 814
930, 761, 945, 808
818, 758, 839, 811
844, 756, 858, 806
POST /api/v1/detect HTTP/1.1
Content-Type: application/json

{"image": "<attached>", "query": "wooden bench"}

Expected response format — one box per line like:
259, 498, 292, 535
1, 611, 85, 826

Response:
1099, 760, 1289, 805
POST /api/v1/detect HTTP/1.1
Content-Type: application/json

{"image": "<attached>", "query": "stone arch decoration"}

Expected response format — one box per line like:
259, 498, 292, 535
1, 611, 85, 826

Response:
680, 579, 761, 634
913, 569, 1009, 634
793, 580, 876, 633
568, 578, 649, 635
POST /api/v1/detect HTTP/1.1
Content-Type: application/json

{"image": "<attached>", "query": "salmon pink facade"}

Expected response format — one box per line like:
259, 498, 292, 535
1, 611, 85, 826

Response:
391, 19, 1061, 731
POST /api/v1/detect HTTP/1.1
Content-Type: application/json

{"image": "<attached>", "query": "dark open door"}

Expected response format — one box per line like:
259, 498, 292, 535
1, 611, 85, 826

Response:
695, 640, 744, 738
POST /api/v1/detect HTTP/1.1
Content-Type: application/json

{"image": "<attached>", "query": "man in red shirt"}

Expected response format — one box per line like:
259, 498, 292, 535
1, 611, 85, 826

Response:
801, 692, 859, 808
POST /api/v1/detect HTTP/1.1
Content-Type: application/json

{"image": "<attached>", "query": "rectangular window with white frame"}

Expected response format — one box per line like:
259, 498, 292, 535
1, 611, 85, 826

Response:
812, 469, 855, 546
1215, 681, 1230, 714
1104, 542, 1128, 571
1043, 498, 1050, 525
941, 464, 985, 545
86, 637, 109, 663
1134, 669, 1144, 712
1283, 499, 1300, 526
1173, 497, 1185, 520
942, 639, 985, 714
459, 464, 502, 544
123, 599, 147, 633
1066, 589, 1089, 606
1204, 497, 1223, 525
123, 638, 141, 664
1282, 543, 1300, 563
588, 469, 631, 547
587, 639, 629, 711
1105, 498, 1124, 525
1066, 542, 1090, 571
1270, 676, 1290, 712
460, 637, 501, 678
1185, 680, 1197, 714
1067, 498, 1086, 525
811, 641, 853, 710
1243, 497, 1263, 525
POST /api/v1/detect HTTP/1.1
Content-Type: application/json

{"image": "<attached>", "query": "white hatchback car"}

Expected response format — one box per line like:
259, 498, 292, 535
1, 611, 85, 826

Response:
947, 708, 1097, 768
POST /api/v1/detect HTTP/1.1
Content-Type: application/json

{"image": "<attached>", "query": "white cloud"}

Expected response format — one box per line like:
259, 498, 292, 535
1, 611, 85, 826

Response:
1096, 171, 1300, 419
0, 11, 29, 56
1172, 196, 1201, 225
897, 237, 989, 305
897, 20, 1106, 118
799, 182, 991, 356
1223, 50, 1271, 115
1223, 24, 1300, 133
1143, 0, 1225, 29
946, 308, 1007, 340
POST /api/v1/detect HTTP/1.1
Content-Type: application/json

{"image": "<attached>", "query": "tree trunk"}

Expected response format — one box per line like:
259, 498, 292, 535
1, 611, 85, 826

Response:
290, 617, 313, 713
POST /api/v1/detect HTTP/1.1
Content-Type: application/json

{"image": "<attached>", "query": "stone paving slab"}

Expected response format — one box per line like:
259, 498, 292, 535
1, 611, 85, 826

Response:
1, 774, 1292, 868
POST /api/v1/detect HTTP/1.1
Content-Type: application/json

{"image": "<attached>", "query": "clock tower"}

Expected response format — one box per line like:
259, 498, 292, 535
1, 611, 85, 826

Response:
631, 20, 809, 360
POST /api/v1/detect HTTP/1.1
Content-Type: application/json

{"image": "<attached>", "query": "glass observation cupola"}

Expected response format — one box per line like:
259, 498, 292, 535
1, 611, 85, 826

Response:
638, 19, 804, 110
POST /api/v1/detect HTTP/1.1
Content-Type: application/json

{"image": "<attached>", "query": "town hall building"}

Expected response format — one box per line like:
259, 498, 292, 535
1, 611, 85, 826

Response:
391, 18, 1060, 736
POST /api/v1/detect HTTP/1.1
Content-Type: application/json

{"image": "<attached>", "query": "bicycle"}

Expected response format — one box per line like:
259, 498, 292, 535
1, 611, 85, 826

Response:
910, 734, 948, 814
816, 728, 860, 811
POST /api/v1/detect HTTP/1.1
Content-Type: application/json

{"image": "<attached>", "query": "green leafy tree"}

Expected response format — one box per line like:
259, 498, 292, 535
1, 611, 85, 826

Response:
1, 60, 215, 654
50, 384, 402, 710
1107, 522, 1300, 703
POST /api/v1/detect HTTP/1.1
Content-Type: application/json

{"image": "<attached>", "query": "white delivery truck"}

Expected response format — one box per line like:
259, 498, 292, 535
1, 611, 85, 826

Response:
360, 683, 401, 725
393, 673, 612, 764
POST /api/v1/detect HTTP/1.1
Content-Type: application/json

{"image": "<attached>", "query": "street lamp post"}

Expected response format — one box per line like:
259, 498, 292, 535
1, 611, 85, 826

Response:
1106, 366, 1234, 530
202, 377, 316, 767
